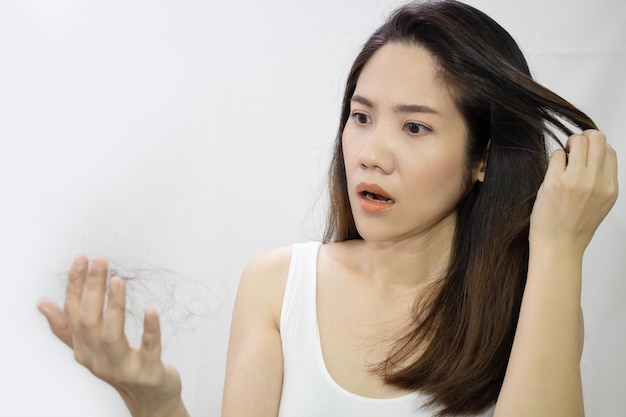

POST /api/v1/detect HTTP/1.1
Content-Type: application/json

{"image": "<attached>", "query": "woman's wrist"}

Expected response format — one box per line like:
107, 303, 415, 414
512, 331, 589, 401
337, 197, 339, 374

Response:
526, 237, 584, 308
117, 386, 189, 417
528, 236, 585, 264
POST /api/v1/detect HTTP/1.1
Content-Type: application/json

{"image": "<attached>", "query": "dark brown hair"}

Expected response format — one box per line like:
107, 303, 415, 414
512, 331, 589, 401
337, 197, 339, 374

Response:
323, 1, 596, 415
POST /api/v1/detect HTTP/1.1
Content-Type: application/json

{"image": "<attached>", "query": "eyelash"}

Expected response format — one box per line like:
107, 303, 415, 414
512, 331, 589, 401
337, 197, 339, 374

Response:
352, 112, 372, 125
403, 122, 431, 136
351, 112, 432, 136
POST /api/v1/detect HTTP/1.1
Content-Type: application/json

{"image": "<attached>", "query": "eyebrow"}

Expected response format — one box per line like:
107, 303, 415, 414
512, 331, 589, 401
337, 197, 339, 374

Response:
351, 94, 441, 116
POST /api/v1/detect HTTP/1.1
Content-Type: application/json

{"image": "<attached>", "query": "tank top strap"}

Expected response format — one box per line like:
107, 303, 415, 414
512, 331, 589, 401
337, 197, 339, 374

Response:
280, 241, 322, 361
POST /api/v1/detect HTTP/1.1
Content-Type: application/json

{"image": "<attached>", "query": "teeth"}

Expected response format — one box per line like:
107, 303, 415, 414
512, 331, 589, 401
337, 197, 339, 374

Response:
363, 191, 392, 203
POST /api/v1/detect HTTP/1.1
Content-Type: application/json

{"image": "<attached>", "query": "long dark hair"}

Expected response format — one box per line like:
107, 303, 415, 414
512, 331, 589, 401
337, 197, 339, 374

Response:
323, 1, 596, 415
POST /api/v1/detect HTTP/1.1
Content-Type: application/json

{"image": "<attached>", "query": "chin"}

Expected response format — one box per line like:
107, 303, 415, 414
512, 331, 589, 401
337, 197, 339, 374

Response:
353, 222, 404, 244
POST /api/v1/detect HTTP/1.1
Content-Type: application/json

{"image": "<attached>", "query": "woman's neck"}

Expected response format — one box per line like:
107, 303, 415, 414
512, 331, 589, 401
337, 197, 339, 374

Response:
349, 215, 456, 292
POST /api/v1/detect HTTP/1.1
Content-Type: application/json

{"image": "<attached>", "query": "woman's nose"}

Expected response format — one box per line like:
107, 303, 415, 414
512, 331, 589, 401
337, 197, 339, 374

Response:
358, 127, 395, 174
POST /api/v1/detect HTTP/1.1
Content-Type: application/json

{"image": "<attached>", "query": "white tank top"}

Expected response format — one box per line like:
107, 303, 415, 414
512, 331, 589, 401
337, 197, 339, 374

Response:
277, 242, 495, 417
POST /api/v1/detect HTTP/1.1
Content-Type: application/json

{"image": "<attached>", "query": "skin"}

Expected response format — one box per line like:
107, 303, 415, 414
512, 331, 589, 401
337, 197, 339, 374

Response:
38, 42, 618, 417
344, 43, 483, 247
339, 43, 484, 289
38, 258, 189, 417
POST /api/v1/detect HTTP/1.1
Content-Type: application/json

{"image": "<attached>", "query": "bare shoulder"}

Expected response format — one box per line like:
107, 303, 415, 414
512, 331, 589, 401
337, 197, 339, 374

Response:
242, 244, 293, 277
236, 245, 293, 327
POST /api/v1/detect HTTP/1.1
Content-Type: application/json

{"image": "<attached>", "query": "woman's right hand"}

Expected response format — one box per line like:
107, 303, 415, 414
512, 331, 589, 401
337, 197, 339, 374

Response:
38, 255, 189, 417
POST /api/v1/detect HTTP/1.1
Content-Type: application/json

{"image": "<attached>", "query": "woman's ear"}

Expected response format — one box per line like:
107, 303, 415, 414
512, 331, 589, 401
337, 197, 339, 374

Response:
473, 141, 489, 183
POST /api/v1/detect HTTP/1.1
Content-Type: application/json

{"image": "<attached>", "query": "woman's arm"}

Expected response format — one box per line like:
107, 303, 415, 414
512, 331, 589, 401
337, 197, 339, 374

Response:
495, 130, 618, 417
221, 246, 291, 417
38, 255, 190, 417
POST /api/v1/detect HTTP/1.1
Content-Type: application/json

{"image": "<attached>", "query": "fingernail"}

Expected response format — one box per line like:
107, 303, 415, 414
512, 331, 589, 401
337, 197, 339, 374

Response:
37, 302, 49, 314
110, 277, 122, 293
73, 253, 85, 265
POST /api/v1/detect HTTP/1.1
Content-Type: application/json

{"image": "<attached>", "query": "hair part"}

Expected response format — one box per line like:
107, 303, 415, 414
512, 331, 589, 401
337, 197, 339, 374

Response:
324, 1, 595, 415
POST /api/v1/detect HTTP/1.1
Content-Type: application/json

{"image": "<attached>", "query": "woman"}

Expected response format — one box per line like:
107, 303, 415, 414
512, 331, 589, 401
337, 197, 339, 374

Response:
38, 1, 618, 416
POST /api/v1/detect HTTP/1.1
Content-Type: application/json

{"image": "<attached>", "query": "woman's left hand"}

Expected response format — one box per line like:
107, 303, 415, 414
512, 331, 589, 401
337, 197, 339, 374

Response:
529, 129, 618, 253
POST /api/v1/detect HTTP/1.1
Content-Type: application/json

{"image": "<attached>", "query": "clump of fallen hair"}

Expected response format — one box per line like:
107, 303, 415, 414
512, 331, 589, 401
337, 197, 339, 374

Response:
57, 258, 222, 349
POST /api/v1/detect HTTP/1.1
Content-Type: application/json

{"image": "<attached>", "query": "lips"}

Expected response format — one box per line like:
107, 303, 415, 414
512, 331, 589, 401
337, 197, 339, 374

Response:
356, 183, 395, 202
356, 182, 395, 213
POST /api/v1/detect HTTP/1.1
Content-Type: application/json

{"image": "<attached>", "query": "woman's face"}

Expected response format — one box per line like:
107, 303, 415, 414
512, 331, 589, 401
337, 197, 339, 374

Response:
342, 42, 483, 244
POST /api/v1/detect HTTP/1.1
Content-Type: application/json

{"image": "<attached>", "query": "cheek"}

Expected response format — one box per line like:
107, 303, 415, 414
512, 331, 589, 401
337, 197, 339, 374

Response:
341, 130, 357, 170
408, 154, 468, 200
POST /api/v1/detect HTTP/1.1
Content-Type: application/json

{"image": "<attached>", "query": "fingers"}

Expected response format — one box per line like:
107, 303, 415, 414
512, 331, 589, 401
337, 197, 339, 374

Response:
605, 144, 619, 184
564, 129, 610, 173
564, 132, 589, 171
582, 129, 607, 171
79, 258, 108, 327
539, 129, 618, 249
546, 148, 567, 179
101, 276, 130, 361
38, 300, 73, 347
78, 258, 109, 353
580, 129, 619, 186
42, 254, 172, 393
65, 254, 88, 333
141, 308, 162, 360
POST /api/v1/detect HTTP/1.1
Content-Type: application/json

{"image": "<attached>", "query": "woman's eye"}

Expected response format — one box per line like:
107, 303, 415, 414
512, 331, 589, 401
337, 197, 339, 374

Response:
352, 112, 372, 125
405, 122, 431, 135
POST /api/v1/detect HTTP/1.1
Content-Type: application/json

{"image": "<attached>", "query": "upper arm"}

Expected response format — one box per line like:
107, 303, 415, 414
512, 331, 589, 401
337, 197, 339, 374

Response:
221, 246, 292, 417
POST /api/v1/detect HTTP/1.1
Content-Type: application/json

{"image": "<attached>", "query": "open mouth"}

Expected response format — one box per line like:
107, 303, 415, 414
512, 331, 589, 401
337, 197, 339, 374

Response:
361, 191, 394, 203
356, 183, 395, 213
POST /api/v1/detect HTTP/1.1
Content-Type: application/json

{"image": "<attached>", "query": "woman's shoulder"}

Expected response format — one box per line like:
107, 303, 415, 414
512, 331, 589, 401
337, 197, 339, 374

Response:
243, 244, 294, 276
238, 240, 358, 298
243, 241, 337, 274
239, 245, 294, 295
235, 244, 295, 326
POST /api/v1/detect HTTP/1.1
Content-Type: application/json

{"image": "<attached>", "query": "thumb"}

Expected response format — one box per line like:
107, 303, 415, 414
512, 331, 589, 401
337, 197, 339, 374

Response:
38, 300, 73, 348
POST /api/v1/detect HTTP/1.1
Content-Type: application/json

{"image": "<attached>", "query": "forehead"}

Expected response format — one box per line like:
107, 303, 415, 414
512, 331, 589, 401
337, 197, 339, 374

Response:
354, 42, 459, 118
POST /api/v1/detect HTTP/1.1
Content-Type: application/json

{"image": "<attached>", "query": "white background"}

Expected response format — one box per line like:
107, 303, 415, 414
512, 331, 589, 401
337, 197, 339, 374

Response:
1, 0, 624, 416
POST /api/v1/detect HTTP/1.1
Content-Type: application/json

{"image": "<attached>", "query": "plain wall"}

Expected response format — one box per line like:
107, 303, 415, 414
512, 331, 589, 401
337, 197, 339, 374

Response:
1, 0, 624, 416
